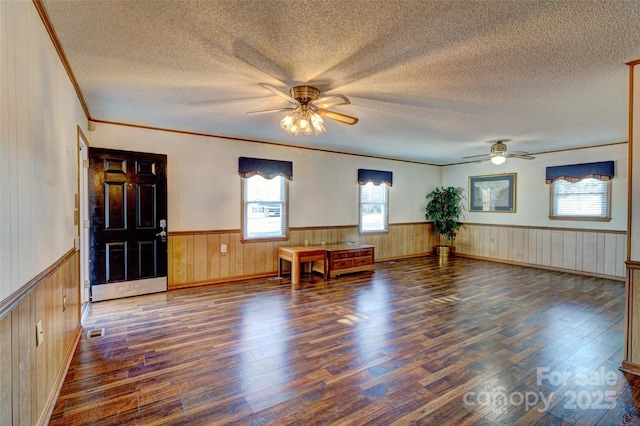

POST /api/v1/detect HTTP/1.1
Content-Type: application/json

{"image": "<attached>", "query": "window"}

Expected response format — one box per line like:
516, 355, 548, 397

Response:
238, 156, 292, 241
358, 168, 392, 233
359, 182, 389, 233
242, 175, 288, 239
550, 178, 610, 220
546, 161, 614, 221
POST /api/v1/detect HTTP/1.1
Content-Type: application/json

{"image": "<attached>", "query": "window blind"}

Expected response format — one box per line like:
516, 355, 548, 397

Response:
359, 182, 388, 232
242, 175, 287, 239
551, 178, 610, 219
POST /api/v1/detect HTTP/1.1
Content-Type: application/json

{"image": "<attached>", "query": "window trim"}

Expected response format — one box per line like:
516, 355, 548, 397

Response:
358, 181, 389, 234
240, 175, 290, 242
548, 179, 611, 222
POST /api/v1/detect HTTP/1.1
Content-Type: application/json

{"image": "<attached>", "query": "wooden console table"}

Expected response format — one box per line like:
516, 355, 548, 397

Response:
315, 243, 375, 279
278, 243, 375, 290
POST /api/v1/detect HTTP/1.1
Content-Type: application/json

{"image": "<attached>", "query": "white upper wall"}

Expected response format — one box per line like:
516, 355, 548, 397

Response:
1, 1, 87, 302
90, 122, 628, 236
89, 123, 441, 231
441, 143, 628, 231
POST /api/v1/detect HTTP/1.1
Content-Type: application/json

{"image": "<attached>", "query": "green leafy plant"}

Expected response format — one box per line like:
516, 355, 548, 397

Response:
425, 186, 465, 244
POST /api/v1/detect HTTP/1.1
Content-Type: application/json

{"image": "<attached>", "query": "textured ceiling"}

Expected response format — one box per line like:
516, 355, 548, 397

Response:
42, 0, 640, 165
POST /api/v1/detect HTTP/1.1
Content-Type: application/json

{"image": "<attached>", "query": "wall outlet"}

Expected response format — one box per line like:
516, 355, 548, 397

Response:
36, 320, 44, 346
220, 244, 227, 256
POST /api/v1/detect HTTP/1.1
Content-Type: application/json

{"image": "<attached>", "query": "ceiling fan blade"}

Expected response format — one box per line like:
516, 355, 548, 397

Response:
246, 107, 296, 115
318, 109, 359, 125
462, 154, 491, 159
311, 94, 351, 109
258, 83, 298, 106
508, 154, 535, 160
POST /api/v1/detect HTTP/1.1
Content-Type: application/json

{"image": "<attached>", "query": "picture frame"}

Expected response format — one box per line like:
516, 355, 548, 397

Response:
469, 173, 516, 212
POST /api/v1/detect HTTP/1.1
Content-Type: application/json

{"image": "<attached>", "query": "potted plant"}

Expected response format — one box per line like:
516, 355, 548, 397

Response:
425, 186, 465, 257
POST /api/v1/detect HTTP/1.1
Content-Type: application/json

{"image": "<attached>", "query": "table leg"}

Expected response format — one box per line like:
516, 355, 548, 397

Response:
291, 254, 300, 286
278, 256, 282, 278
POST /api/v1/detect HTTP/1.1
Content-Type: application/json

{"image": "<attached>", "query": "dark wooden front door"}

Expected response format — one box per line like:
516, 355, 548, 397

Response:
88, 148, 168, 301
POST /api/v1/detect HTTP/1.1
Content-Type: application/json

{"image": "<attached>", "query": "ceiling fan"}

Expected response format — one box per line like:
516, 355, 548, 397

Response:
463, 140, 535, 164
246, 83, 359, 136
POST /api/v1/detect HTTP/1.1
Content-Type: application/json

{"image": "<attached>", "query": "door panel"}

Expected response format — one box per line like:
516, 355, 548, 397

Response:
137, 183, 156, 228
105, 182, 126, 229
89, 148, 168, 301
138, 240, 157, 278
106, 242, 127, 282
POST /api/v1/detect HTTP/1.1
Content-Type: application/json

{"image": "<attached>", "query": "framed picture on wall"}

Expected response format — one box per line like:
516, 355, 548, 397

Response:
469, 173, 516, 212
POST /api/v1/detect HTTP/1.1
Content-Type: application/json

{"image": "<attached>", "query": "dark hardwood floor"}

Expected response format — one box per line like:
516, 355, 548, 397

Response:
50, 256, 640, 425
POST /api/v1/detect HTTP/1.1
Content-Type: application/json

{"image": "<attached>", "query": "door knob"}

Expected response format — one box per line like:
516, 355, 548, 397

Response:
156, 219, 167, 242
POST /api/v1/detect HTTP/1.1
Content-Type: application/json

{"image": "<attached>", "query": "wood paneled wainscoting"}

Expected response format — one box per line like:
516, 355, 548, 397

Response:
168, 223, 436, 289
0, 249, 81, 426
624, 262, 640, 375
455, 223, 626, 280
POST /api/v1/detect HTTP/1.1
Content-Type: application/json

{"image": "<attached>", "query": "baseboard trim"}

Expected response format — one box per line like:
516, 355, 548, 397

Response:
168, 254, 436, 290
38, 325, 82, 426
620, 361, 640, 377
456, 253, 625, 282
169, 272, 280, 290
377, 253, 432, 262
80, 301, 91, 325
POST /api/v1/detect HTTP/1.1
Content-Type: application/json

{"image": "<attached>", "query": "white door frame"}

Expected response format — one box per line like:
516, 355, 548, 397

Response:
78, 128, 90, 322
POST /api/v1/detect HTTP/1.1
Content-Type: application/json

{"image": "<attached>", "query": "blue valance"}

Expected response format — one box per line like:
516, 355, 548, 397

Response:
238, 157, 293, 180
357, 169, 393, 186
545, 161, 615, 184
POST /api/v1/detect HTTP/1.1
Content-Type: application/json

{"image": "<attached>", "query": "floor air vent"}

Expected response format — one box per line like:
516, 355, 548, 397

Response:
86, 328, 105, 339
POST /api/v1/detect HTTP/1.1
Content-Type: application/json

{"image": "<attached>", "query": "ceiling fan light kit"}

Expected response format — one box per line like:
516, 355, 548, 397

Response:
280, 87, 326, 136
491, 155, 506, 165
248, 83, 359, 136
280, 107, 325, 136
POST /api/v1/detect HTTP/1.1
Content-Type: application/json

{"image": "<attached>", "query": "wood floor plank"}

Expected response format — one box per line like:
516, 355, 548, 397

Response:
51, 256, 638, 424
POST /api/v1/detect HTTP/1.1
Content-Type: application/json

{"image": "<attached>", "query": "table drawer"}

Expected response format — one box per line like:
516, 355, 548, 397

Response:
331, 251, 351, 260
356, 248, 374, 257
353, 256, 373, 266
299, 250, 326, 262
331, 259, 354, 269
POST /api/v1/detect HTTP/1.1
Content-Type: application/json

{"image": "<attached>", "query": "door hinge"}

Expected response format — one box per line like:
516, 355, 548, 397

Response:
83, 159, 89, 168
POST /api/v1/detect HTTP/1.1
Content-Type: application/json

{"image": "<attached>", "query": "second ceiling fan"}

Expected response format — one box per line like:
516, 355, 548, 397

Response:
463, 140, 535, 164
247, 83, 359, 136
